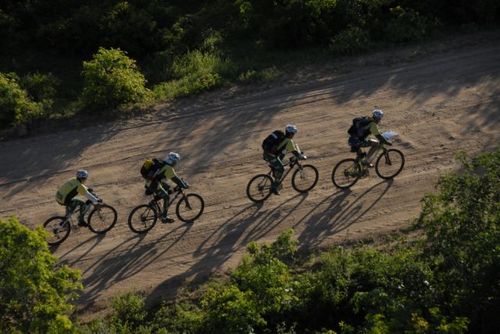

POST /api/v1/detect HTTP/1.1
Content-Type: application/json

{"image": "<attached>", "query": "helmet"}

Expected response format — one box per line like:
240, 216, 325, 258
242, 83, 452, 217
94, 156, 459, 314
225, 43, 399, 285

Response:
372, 109, 384, 122
285, 124, 298, 135
164, 152, 181, 166
76, 169, 89, 180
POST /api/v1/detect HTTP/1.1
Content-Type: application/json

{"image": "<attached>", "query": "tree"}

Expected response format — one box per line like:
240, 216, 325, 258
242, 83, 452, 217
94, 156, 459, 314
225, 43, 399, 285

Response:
0, 217, 82, 333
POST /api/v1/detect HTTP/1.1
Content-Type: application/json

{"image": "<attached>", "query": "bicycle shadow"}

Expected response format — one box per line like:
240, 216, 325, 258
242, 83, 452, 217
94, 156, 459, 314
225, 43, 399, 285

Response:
296, 179, 394, 249
77, 223, 192, 312
143, 191, 311, 308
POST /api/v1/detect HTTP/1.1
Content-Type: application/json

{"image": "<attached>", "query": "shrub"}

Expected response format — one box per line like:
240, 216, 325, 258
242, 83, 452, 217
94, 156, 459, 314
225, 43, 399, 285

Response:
330, 26, 370, 55
201, 283, 265, 333
81, 47, 150, 110
0, 73, 41, 128
0, 217, 81, 333
110, 292, 147, 330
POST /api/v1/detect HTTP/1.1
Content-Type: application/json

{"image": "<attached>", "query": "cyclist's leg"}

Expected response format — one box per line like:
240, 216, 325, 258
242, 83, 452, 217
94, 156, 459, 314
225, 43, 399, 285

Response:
68, 198, 87, 225
156, 182, 172, 221
366, 139, 380, 163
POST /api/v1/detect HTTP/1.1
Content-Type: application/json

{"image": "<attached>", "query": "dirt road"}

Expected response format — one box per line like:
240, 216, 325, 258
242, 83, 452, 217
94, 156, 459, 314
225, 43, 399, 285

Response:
1, 32, 499, 317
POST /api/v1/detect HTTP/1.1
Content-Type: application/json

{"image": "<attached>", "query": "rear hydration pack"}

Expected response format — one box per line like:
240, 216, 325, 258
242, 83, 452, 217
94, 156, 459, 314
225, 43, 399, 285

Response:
140, 158, 165, 181
262, 130, 286, 154
347, 117, 371, 137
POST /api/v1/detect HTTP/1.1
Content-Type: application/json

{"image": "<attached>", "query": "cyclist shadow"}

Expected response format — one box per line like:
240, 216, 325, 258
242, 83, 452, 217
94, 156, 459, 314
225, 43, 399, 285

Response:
241, 192, 309, 244
192, 202, 265, 258
57, 233, 106, 265
296, 179, 393, 249
78, 224, 191, 310
144, 193, 310, 307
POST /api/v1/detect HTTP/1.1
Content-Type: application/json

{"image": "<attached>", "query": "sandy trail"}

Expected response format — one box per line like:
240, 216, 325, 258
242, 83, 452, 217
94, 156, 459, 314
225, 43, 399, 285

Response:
1, 33, 499, 317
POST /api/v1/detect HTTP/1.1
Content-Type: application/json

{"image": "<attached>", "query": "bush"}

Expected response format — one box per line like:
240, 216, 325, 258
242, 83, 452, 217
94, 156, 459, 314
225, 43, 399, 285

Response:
0, 217, 81, 333
0, 73, 41, 128
111, 292, 147, 330
81, 47, 150, 110
330, 26, 370, 55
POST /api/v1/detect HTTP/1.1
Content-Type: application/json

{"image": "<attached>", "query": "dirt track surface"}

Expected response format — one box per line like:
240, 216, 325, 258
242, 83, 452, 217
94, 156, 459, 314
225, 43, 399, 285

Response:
1, 32, 499, 318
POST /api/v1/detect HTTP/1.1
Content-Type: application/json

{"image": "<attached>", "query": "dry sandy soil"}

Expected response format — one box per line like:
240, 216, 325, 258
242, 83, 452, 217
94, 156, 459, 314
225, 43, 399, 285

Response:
1, 31, 499, 318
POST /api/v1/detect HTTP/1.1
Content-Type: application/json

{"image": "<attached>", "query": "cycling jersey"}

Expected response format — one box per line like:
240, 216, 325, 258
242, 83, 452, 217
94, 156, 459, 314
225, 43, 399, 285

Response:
55, 178, 98, 205
275, 138, 300, 156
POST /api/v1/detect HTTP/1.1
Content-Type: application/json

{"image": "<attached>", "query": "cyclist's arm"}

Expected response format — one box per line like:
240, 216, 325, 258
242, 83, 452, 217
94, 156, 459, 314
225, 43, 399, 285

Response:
164, 167, 188, 188
285, 139, 301, 155
77, 184, 100, 204
369, 122, 389, 144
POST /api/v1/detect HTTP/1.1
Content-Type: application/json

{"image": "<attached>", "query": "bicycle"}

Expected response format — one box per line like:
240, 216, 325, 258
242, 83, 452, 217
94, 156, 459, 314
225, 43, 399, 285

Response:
128, 185, 204, 233
332, 131, 405, 189
43, 193, 118, 246
246, 155, 319, 203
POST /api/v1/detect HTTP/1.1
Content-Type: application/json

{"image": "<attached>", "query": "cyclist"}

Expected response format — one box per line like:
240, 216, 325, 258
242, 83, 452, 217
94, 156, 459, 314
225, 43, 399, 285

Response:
348, 109, 391, 168
263, 124, 306, 195
145, 152, 189, 223
55, 170, 101, 226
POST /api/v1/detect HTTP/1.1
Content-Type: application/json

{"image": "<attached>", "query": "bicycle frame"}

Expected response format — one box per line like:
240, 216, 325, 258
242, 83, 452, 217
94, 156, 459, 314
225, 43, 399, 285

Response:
148, 188, 186, 215
268, 158, 303, 184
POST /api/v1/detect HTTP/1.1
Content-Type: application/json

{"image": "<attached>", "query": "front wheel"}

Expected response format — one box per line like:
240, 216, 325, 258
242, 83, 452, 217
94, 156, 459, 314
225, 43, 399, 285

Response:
332, 158, 362, 189
88, 204, 118, 234
292, 164, 319, 193
43, 216, 71, 246
246, 174, 273, 203
375, 149, 405, 179
176, 193, 205, 223
128, 204, 158, 233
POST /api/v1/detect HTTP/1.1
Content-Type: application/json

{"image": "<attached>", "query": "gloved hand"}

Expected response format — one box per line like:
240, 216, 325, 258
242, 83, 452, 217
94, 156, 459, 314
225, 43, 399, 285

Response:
385, 141, 393, 146
298, 153, 307, 160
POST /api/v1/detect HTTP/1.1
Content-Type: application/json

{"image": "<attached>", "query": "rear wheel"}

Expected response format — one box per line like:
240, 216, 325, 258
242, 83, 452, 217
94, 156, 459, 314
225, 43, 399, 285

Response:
291, 164, 319, 193
176, 193, 205, 223
375, 149, 405, 179
88, 204, 118, 234
332, 158, 362, 189
43, 216, 70, 246
246, 174, 273, 203
128, 204, 158, 233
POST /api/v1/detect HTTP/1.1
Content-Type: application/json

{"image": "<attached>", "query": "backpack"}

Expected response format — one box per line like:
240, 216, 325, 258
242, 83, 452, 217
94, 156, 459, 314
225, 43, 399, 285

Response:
140, 158, 165, 181
262, 130, 286, 154
347, 117, 371, 138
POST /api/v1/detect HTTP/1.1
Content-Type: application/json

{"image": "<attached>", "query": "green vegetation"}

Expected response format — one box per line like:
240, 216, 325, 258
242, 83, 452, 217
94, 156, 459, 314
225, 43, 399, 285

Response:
0, 0, 499, 132
0, 73, 41, 129
76, 150, 499, 333
81, 47, 151, 110
0, 217, 82, 333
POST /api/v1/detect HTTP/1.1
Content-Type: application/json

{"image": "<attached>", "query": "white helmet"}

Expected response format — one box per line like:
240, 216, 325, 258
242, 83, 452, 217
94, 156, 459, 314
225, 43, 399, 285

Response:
76, 169, 89, 180
372, 109, 384, 121
164, 152, 181, 166
285, 124, 298, 135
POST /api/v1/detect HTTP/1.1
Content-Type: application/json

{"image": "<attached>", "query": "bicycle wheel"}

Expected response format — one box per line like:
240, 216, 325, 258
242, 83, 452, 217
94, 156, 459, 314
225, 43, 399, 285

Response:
176, 193, 205, 223
88, 204, 118, 234
43, 216, 71, 246
128, 204, 158, 233
375, 149, 405, 179
332, 158, 362, 189
246, 174, 273, 203
292, 164, 319, 193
